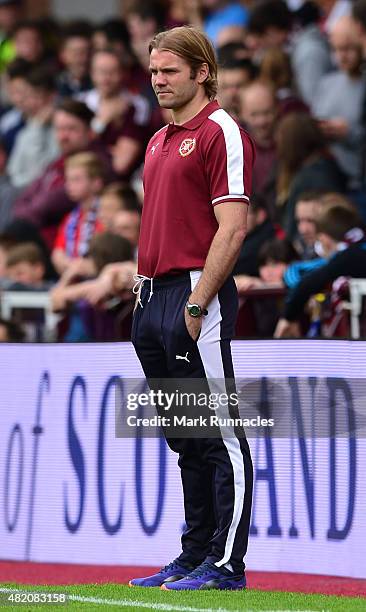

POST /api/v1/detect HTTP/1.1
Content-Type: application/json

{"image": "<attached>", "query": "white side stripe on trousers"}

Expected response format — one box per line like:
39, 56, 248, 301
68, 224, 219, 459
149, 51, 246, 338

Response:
189, 271, 246, 568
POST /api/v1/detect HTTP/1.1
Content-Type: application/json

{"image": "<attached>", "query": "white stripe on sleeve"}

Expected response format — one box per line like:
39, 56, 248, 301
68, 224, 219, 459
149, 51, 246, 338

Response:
212, 194, 249, 205
208, 108, 245, 196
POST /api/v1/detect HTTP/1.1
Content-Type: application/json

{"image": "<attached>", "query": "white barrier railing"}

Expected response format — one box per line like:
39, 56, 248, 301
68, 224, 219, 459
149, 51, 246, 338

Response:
0, 291, 60, 341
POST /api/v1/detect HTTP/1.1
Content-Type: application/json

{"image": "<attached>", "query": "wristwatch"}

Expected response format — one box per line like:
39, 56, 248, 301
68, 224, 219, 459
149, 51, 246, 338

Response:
186, 302, 208, 317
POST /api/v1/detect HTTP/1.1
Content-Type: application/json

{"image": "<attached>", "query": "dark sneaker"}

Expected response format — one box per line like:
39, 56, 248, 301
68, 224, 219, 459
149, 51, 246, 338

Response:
160, 561, 246, 591
129, 559, 194, 587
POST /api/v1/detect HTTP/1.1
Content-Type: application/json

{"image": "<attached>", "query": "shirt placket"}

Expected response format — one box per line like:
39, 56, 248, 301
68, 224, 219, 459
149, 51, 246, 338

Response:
162, 124, 180, 157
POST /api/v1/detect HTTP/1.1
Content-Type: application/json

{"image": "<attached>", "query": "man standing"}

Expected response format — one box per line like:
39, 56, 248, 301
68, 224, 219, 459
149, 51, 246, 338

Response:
80, 49, 151, 179
217, 55, 256, 121
13, 99, 111, 249
130, 26, 254, 591
240, 80, 277, 218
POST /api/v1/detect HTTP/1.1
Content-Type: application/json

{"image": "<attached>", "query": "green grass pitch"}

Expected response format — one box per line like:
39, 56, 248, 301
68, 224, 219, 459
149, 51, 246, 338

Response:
0, 583, 365, 611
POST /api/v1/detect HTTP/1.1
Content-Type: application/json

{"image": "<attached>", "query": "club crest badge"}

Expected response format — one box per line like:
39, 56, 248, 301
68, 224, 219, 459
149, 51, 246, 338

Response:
179, 138, 196, 157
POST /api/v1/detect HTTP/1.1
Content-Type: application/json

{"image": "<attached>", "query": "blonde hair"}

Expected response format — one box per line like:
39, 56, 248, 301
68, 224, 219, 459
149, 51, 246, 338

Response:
65, 152, 105, 180
149, 26, 218, 100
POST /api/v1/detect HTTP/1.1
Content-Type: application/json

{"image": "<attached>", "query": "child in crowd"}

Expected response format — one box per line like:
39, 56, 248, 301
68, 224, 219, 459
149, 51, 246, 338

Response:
6, 242, 48, 287
50, 232, 135, 341
52, 152, 105, 275
50, 232, 134, 311
235, 195, 360, 294
1, 218, 57, 280
98, 182, 140, 230
235, 238, 300, 292
275, 204, 365, 337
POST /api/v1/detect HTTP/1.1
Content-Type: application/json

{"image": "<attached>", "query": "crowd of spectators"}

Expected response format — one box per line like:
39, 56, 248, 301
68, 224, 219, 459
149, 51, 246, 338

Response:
0, 0, 366, 340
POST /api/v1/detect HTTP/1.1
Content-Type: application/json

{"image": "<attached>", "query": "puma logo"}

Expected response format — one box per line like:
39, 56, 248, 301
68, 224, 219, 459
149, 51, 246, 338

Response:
176, 352, 190, 363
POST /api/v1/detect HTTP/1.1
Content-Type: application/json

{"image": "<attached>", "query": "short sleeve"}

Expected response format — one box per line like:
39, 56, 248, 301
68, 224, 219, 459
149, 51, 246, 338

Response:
203, 116, 255, 207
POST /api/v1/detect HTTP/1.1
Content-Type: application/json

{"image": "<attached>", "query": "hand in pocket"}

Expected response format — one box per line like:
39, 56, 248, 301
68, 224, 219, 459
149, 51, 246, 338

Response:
184, 308, 202, 341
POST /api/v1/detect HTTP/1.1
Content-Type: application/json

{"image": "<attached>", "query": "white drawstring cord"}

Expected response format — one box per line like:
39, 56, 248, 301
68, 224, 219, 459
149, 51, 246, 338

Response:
132, 274, 153, 308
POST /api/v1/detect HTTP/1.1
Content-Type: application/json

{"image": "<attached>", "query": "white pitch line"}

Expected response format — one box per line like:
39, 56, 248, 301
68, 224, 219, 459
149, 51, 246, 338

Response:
70, 601, 329, 612
0, 588, 238, 612
70, 594, 240, 612
0, 587, 329, 612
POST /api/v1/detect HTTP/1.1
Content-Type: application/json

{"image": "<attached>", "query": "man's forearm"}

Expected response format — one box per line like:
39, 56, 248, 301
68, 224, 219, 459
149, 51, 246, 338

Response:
60, 282, 92, 303
189, 226, 246, 308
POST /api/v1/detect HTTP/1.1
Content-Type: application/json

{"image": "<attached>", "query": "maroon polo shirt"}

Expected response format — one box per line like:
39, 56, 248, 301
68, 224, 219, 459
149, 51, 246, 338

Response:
138, 100, 255, 278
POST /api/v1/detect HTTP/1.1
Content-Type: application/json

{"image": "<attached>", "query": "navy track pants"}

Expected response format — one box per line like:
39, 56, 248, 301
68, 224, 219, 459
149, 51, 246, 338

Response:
131, 270, 253, 573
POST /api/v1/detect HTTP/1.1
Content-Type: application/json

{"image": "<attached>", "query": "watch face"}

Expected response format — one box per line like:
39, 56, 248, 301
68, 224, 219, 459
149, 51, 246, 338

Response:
189, 304, 201, 317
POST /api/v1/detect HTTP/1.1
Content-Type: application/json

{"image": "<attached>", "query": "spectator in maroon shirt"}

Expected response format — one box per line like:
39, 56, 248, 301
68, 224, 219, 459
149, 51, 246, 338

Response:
13, 99, 110, 249
92, 18, 157, 107
80, 49, 152, 180
239, 80, 278, 217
